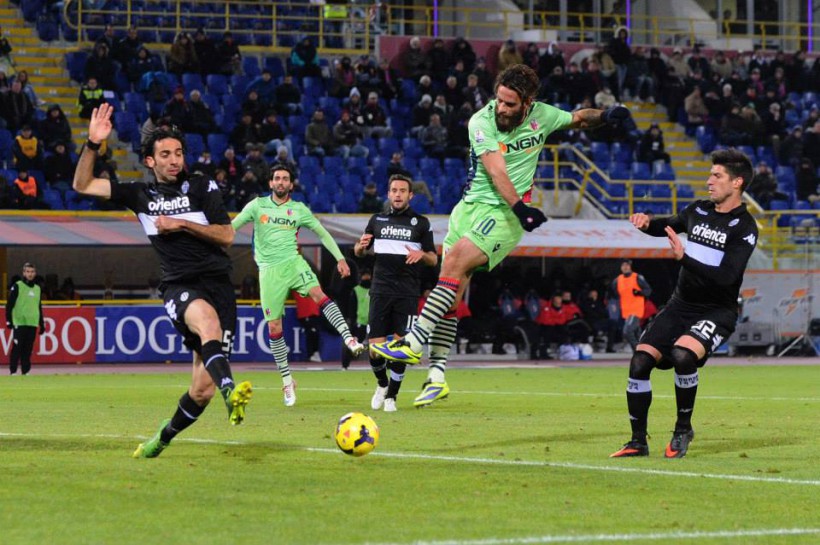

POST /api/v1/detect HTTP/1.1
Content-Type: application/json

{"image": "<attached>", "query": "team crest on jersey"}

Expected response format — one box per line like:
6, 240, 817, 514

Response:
287, 209, 293, 216
181, 181, 190, 194
729, 218, 740, 227
180, 291, 189, 302
530, 119, 539, 131
410, 217, 417, 226
474, 129, 485, 143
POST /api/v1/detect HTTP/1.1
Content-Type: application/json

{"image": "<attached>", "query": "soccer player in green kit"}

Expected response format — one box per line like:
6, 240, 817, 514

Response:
232, 164, 366, 407
372, 64, 631, 406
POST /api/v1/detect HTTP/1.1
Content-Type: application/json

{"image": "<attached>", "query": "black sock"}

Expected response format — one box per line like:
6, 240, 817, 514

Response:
674, 371, 698, 431
370, 354, 388, 387
161, 392, 206, 443
201, 339, 234, 401
386, 362, 407, 398
626, 378, 652, 443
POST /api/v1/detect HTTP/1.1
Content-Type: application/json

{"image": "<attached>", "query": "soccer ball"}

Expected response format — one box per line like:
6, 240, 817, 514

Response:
335, 412, 379, 457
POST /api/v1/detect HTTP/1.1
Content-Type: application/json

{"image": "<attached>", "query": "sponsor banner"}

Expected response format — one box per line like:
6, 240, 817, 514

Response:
0, 305, 341, 365
740, 271, 818, 336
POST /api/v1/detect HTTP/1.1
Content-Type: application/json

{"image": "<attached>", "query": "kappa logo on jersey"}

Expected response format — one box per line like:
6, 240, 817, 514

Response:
695, 207, 708, 215
691, 223, 727, 244
380, 225, 413, 239
728, 218, 740, 227
148, 195, 191, 213
375, 216, 389, 221
207, 180, 219, 192
164, 299, 178, 321
743, 233, 756, 245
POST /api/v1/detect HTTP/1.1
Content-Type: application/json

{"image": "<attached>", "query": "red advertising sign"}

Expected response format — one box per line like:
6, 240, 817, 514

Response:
0, 307, 97, 364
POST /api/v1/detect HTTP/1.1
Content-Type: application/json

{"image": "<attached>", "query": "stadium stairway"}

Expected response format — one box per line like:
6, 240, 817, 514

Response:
3, 6, 141, 181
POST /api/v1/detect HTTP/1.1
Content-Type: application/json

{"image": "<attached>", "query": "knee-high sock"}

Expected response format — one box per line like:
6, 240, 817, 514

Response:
201, 339, 234, 401
161, 391, 206, 443
427, 313, 457, 383
404, 278, 460, 352
386, 363, 406, 399
370, 353, 388, 387
674, 371, 698, 430
627, 378, 652, 442
269, 332, 293, 387
319, 297, 353, 342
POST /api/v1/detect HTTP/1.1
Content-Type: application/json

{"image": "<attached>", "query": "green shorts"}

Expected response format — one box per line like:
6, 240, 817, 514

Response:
443, 199, 524, 271
260, 257, 320, 321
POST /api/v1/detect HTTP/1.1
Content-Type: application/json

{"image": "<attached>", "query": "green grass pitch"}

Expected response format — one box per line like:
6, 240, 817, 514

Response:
1, 364, 818, 545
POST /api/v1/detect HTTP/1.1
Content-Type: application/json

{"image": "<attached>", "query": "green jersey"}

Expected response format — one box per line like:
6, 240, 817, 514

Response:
465, 100, 572, 205
232, 196, 344, 268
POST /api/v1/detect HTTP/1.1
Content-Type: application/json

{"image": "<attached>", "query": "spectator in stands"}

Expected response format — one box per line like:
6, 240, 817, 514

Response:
11, 70, 40, 107
590, 44, 617, 92
58, 277, 81, 300
749, 161, 786, 208
608, 27, 631, 97
0, 70, 9, 95
358, 182, 383, 213
625, 47, 654, 103
305, 108, 336, 158
565, 63, 590, 107
375, 57, 400, 100
241, 89, 265, 123
11, 168, 41, 209
537, 41, 564, 80
273, 145, 298, 177
739, 102, 765, 144
785, 50, 808, 93
162, 86, 191, 130
522, 42, 540, 72
580, 288, 611, 351
718, 102, 745, 145
0, 25, 14, 76
432, 93, 453, 125
386, 150, 413, 179
190, 150, 216, 179
441, 76, 463, 111
637, 123, 671, 164
235, 169, 261, 210
802, 119, 820, 161
687, 46, 710, 79
242, 144, 270, 191
803, 105, 820, 131
594, 85, 617, 109
683, 84, 709, 127
762, 101, 787, 157
92, 140, 118, 183
584, 58, 609, 98
215, 31, 241, 76
419, 112, 447, 161
12, 124, 43, 171
230, 112, 261, 151
44, 142, 75, 188
541, 65, 567, 103
290, 37, 321, 79
353, 55, 378, 98
748, 47, 770, 79
84, 42, 116, 91
414, 74, 435, 104
77, 76, 103, 120
345, 87, 364, 121
114, 25, 142, 67
192, 29, 217, 76
127, 46, 161, 85
667, 47, 689, 78
0, 173, 12, 208
259, 109, 292, 159
427, 38, 450, 83
247, 69, 277, 111
795, 157, 819, 203
332, 109, 368, 159
410, 94, 433, 137
447, 102, 473, 160
274, 73, 302, 116
472, 56, 494, 94
404, 36, 429, 81
709, 82, 736, 120
218, 146, 242, 188
186, 89, 216, 137
498, 39, 523, 73
766, 67, 788, 103
361, 91, 392, 139
462, 73, 489, 112
3, 80, 34, 132
95, 23, 116, 51
450, 37, 476, 74
647, 47, 667, 97
330, 56, 356, 99
212, 168, 236, 210
710, 49, 734, 80
37, 104, 71, 153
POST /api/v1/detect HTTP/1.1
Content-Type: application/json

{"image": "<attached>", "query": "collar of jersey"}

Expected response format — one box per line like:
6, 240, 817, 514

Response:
270, 194, 291, 206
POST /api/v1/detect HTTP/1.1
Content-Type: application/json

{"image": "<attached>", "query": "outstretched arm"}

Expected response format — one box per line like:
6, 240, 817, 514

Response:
72, 103, 113, 199
567, 106, 630, 131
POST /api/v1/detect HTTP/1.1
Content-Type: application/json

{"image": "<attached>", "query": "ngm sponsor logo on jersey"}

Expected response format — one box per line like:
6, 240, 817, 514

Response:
380, 224, 413, 240
148, 195, 191, 213
498, 133, 546, 153
260, 214, 296, 227
691, 223, 727, 244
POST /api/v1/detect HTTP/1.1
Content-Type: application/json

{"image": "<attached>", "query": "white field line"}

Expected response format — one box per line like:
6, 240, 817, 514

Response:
361, 527, 820, 545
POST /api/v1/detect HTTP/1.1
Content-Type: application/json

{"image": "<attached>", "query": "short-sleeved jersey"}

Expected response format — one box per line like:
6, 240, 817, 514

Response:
109, 173, 232, 282
363, 207, 436, 297
465, 100, 573, 205
232, 196, 339, 268
647, 200, 758, 311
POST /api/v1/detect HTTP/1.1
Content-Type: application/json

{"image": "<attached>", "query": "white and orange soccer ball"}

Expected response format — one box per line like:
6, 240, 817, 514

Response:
334, 412, 380, 457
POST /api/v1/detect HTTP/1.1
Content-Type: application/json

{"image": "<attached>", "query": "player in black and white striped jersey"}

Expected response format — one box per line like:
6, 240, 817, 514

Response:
354, 174, 437, 412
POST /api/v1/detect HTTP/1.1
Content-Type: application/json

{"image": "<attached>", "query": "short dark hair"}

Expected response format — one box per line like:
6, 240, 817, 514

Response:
142, 126, 186, 160
494, 64, 540, 102
388, 173, 413, 192
22, 262, 35, 270
270, 162, 296, 182
711, 148, 754, 193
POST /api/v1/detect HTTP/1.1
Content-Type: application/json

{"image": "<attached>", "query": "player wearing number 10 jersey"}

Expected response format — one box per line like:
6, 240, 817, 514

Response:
371, 64, 632, 406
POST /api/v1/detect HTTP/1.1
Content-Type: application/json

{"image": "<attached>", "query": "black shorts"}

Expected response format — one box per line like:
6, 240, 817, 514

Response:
639, 296, 737, 366
160, 275, 237, 356
367, 294, 418, 340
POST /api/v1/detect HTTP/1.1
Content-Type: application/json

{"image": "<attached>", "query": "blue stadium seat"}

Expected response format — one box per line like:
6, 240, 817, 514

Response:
242, 57, 261, 78
323, 155, 344, 174
609, 162, 630, 181
201, 93, 221, 115
652, 162, 675, 181
113, 112, 138, 142
206, 74, 229, 95
181, 73, 205, 95
410, 194, 431, 214
590, 141, 610, 162
630, 162, 651, 180
185, 133, 205, 157
65, 51, 89, 83
611, 142, 634, 164
42, 188, 64, 210
378, 137, 399, 157
230, 74, 250, 96
207, 133, 228, 157
264, 57, 285, 79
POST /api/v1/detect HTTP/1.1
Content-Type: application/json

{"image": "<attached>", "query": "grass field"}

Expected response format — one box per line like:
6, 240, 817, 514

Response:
1, 364, 819, 545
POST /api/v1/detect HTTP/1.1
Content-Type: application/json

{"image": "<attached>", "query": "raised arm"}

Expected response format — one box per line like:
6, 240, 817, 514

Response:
567, 106, 630, 131
72, 103, 114, 199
